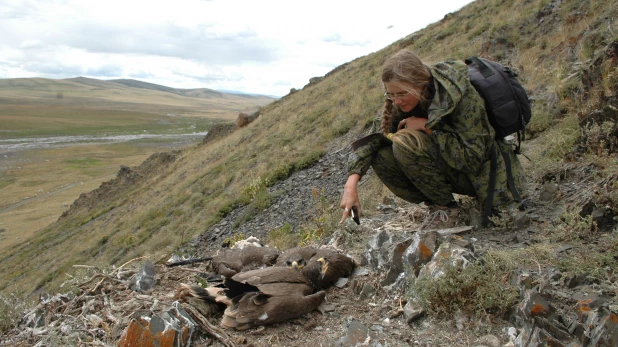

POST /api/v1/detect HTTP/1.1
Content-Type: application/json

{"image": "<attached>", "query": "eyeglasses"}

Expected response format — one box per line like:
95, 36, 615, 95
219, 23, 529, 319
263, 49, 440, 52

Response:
384, 91, 411, 101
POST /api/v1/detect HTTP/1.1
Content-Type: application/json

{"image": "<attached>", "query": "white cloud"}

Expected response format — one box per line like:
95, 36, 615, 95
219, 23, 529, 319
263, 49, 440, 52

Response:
0, 0, 475, 96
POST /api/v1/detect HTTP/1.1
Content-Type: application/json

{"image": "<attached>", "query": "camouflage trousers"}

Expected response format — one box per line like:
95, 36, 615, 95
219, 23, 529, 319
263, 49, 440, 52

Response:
372, 132, 526, 208
372, 133, 476, 206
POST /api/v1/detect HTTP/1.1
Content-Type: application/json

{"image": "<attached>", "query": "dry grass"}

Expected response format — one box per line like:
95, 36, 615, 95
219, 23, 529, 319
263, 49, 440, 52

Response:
0, 144, 151, 251
411, 244, 557, 317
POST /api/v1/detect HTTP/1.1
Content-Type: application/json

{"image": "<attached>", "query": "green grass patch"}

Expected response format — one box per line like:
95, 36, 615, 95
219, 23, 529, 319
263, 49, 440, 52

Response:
0, 175, 16, 190
0, 293, 33, 333
63, 158, 102, 169
18, 179, 48, 187
0, 104, 217, 139
466, 23, 491, 40
267, 223, 298, 250
411, 246, 554, 317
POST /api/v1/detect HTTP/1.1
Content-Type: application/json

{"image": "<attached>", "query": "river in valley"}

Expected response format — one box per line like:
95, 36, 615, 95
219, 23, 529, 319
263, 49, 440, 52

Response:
0, 131, 209, 153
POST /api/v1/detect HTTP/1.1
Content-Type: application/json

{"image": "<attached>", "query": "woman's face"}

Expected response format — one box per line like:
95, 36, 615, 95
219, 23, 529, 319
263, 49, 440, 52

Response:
384, 81, 420, 113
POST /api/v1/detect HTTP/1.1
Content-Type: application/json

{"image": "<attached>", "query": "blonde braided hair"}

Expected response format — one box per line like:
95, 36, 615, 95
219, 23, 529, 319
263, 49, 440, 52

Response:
380, 50, 432, 151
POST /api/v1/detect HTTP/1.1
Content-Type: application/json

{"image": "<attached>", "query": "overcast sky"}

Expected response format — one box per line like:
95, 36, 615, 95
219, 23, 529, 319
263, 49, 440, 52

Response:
1, 0, 475, 97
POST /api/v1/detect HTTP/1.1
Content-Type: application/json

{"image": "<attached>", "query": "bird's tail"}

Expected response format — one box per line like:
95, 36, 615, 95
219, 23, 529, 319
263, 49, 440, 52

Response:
176, 283, 231, 305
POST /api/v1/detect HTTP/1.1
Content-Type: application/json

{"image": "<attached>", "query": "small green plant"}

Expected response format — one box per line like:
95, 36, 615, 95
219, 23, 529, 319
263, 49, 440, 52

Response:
242, 176, 274, 211
487, 208, 516, 230
556, 236, 618, 284
294, 150, 327, 171
579, 122, 618, 157
298, 187, 339, 246
544, 116, 580, 160
551, 211, 595, 242
0, 293, 31, 333
265, 164, 293, 183
231, 177, 275, 229
243, 177, 272, 200
216, 203, 234, 219
267, 223, 297, 250
411, 247, 554, 317
222, 233, 246, 248
558, 76, 581, 100
298, 226, 326, 247
466, 23, 491, 40
252, 189, 273, 211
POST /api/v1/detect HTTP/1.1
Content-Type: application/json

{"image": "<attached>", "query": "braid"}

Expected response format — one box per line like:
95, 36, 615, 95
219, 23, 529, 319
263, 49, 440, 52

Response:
380, 49, 431, 142
381, 99, 393, 136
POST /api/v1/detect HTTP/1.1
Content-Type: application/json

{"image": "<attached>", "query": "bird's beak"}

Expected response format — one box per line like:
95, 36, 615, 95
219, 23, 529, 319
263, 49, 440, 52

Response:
318, 257, 328, 279
292, 261, 304, 270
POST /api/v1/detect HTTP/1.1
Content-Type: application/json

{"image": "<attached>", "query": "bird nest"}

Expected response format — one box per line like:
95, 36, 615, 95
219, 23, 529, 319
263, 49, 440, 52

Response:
1, 256, 247, 346
2, 242, 360, 347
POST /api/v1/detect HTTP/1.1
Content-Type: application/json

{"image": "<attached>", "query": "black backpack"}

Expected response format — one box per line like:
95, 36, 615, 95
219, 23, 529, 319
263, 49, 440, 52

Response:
465, 56, 531, 153
465, 56, 531, 226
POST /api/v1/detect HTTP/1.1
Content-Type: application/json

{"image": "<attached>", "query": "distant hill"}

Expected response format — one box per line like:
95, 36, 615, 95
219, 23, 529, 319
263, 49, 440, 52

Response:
64, 76, 128, 89
107, 78, 192, 95
0, 76, 275, 101
217, 88, 281, 99
0, 76, 276, 121
108, 79, 277, 99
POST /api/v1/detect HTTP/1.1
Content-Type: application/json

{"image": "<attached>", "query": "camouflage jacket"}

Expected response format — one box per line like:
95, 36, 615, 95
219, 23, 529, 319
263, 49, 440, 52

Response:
347, 60, 526, 207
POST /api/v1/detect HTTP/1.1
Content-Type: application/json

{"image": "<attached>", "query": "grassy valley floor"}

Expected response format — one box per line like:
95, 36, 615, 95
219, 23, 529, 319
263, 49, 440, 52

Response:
0, 137, 204, 252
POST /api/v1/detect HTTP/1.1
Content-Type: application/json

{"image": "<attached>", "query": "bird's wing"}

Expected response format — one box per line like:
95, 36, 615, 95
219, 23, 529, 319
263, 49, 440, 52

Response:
231, 267, 311, 286
221, 291, 326, 330
240, 246, 281, 267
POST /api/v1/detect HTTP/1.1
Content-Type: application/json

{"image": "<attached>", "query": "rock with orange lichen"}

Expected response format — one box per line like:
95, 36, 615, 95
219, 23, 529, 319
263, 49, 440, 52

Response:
118, 302, 195, 347
518, 290, 555, 319
416, 241, 475, 281
403, 231, 440, 278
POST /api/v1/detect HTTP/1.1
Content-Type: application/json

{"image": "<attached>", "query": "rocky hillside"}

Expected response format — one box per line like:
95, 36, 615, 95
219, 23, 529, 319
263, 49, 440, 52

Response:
1, 0, 618, 345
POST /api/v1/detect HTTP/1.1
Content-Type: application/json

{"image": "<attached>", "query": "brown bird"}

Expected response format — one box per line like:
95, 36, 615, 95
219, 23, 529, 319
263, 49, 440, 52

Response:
178, 266, 327, 330
275, 246, 319, 269
278, 246, 356, 290
298, 255, 355, 291
220, 290, 326, 330
175, 283, 226, 318
210, 246, 281, 277
220, 266, 326, 330
223, 266, 315, 298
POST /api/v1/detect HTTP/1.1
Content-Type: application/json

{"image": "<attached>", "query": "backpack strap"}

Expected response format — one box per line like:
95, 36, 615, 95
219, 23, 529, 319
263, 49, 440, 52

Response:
483, 144, 498, 227
500, 147, 521, 202
514, 131, 522, 154
483, 143, 523, 227
465, 56, 494, 79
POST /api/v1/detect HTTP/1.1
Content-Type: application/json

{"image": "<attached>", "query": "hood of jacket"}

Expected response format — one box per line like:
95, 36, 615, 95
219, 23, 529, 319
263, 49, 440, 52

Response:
425, 60, 471, 129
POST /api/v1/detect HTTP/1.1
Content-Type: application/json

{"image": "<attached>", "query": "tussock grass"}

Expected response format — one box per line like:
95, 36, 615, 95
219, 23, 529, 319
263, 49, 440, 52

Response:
0, 293, 33, 333
267, 223, 299, 250
411, 245, 556, 317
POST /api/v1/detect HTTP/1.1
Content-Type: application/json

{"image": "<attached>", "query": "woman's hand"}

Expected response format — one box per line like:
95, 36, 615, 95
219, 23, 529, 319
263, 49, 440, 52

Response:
340, 174, 361, 224
398, 117, 432, 134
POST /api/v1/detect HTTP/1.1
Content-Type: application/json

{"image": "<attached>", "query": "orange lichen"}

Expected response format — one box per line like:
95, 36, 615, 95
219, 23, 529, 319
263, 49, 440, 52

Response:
579, 305, 592, 313
419, 244, 433, 260
530, 303, 548, 315
118, 317, 184, 347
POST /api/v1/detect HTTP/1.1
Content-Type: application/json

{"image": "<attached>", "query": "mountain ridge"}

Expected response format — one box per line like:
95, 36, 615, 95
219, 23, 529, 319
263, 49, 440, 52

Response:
0, 76, 275, 100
